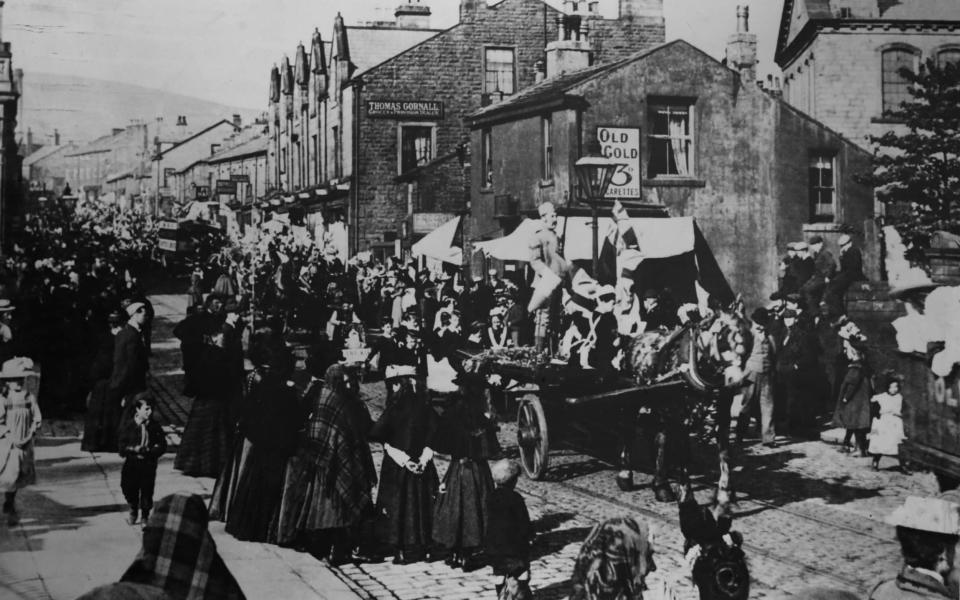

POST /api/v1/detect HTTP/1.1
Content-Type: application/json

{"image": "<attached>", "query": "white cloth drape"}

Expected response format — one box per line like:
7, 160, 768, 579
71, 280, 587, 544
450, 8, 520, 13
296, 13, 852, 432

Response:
669, 114, 689, 176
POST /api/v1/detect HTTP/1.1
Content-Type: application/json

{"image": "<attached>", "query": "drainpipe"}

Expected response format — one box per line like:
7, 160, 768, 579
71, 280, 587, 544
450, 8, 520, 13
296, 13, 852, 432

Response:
352, 80, 362, 256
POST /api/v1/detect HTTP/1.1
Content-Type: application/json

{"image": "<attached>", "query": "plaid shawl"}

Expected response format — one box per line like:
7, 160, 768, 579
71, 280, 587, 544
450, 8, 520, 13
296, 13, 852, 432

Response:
571, 516, 654, 600
304, 364, 376, 505
121, 493, 245, 600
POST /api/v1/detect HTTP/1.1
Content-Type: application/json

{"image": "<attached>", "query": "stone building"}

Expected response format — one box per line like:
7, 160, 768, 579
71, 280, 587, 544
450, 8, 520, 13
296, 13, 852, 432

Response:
776, 0, 960, 148
466, 16, 876, 309
150, 119, 241, 214
0, 0, 20, 248
266, 0, 666, 259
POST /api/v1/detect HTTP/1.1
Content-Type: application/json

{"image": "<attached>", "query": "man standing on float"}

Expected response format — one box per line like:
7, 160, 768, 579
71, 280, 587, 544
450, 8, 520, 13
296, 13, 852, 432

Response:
527, 202, 571, 351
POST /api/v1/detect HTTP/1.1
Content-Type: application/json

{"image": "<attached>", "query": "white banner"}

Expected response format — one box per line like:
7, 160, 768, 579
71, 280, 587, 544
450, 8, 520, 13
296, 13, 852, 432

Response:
157, 238, 177, 252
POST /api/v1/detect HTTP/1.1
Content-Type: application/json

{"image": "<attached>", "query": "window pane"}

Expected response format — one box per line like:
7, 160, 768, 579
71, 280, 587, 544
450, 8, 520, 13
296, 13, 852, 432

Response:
485, 48, 515, 95
938, 49, 960, 69
882, 48, 915, 113
401, 126, 433, 173
808, 155, 836, 221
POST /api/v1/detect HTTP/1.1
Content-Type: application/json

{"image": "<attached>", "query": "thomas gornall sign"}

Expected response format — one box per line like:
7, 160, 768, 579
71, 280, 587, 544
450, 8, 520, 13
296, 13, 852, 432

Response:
366, 100, 444, 120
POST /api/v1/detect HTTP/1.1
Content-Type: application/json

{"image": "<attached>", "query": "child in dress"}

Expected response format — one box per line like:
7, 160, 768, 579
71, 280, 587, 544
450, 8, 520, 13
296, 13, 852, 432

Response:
486, 459, 532, 600
0, 358, 41, 526
118, 395, 167, 526
868, 372, 906, 471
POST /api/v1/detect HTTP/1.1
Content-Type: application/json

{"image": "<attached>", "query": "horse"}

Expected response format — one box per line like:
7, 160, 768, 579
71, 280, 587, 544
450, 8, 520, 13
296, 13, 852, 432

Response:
621, 301, 751, 503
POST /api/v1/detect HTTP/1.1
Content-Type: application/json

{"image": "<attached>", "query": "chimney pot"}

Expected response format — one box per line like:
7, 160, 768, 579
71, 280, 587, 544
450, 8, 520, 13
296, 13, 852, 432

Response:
736, 5, 749, 33
233, 113, 241, 127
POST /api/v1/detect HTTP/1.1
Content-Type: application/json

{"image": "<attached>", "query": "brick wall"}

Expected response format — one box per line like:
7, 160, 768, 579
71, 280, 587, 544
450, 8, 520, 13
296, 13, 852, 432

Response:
353, 0, 664, 250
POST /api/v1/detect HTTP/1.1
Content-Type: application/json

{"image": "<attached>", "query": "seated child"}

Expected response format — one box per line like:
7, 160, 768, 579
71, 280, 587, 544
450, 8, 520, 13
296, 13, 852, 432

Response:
118, 395, 167, 526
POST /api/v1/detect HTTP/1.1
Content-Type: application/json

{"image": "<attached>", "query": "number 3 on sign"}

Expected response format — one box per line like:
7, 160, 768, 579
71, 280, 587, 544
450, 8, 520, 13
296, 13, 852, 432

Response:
610, 164, 632, 187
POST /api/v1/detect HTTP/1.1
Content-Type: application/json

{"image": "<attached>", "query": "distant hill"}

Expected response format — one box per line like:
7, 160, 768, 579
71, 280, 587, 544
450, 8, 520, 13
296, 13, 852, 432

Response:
18, 72, 262, 147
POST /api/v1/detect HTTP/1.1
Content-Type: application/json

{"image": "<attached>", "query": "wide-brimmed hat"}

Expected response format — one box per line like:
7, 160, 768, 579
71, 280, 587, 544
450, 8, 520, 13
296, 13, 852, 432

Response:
125, 301, 146, 317
887, 496, 960, 535
0, 299, 14, 312
0, 357, 36, 379
808, 235, 824, 245
838, 234, 852, 247
384, 364, 417, 381
750, 307, 770, 327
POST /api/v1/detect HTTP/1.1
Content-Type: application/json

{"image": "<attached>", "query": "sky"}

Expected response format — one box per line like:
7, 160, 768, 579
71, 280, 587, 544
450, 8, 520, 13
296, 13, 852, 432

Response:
4, 0, 786, 111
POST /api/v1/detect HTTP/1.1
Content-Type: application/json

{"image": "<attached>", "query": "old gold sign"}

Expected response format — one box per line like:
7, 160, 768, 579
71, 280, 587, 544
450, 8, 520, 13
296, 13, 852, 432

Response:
366, 100, 444, 120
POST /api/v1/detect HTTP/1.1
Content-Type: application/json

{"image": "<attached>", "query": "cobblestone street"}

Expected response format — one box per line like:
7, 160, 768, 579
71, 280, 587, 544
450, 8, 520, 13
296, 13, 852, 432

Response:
133, 293, 940, 599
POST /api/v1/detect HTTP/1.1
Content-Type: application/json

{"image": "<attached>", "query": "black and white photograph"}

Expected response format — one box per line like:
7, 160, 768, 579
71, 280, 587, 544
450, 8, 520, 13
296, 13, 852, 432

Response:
2, 0, 960, 598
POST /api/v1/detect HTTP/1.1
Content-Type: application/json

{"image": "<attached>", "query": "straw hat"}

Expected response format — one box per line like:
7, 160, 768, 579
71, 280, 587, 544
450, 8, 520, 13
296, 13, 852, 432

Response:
125, 301, 146, 317
0, 357, 36, 379
0, 299, 14, 312
887, 496, 960, 535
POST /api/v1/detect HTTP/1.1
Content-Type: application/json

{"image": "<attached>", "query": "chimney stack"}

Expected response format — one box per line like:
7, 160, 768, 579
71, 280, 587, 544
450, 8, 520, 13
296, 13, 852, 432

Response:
26, 127, 31, 151
0, 1, 5, 44
725, 5, 757, 85
395, 0, 431, 28
233, 113, 242, 128
54, 129, 60, 146
460, 0, 478, 23
112, 128, 124, 136
545, 10, 592, 77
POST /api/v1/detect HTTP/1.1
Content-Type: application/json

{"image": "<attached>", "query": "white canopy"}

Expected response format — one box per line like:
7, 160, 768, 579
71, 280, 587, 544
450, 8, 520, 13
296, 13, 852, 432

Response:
474, 216, 696, 262
412, 215, 462, 265
472, 218, 541, 261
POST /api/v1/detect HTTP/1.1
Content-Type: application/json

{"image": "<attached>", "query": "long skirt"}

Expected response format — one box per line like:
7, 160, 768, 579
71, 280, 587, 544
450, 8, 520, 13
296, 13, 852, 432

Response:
208, 437, 250, 523
174, 395, 232, 478
224, 443, 288, 543
868, 414, 906, 457
432, 458, 493, 551
81, 381, 120, 453
276, 445, 370, 546
375, 459, 439, 552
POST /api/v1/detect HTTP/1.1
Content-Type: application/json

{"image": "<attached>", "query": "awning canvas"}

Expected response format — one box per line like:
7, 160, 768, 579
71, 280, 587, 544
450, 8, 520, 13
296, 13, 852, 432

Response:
411, 215, 462, 265
472, 218, 542, 261
560, 216, 695, 260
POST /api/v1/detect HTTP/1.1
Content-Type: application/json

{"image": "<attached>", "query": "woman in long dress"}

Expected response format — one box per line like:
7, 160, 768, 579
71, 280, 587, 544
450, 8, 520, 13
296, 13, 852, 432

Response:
431, 372, 499, 570
0, 359, 42, 526
276, 362, 376, 563
81, 313, 122, 452
174, 326, 234, 477
370, 365, 439, 564
209, 330, 299, 543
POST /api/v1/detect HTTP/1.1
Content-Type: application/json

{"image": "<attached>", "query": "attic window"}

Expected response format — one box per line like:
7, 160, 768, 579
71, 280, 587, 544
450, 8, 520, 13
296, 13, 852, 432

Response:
647, 102, 694, 178
837, 7, 852, 18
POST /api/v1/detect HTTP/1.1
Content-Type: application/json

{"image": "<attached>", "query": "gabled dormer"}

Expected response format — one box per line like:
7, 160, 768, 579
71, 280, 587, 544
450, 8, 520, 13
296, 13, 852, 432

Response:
311, 28, 328, 102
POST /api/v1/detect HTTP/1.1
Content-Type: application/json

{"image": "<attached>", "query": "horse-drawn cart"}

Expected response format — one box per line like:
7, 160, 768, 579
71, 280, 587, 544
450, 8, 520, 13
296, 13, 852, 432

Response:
464, 348, 689, 481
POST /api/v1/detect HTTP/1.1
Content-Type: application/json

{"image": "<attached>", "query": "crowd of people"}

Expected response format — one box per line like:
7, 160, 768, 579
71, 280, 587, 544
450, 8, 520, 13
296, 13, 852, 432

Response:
5, 197, 957, 599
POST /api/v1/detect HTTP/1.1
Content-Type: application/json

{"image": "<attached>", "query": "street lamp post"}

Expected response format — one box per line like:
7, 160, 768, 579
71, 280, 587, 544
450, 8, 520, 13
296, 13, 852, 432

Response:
574, 151, 625, 278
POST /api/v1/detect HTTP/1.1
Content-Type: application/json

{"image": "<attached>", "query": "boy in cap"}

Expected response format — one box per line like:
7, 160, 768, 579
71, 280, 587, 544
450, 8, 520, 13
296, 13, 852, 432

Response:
870, 496, 960, 599
117, 394, 167, 525
826, 234, 865, 315
800, 235, 836, 313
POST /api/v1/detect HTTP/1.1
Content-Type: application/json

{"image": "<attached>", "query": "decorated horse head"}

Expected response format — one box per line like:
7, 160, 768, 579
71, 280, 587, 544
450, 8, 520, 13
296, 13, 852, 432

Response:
626, 297, 752, 393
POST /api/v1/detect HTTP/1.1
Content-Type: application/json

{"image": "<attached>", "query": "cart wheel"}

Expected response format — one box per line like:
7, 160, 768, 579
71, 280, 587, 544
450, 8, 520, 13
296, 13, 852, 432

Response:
517, 395, 549, 480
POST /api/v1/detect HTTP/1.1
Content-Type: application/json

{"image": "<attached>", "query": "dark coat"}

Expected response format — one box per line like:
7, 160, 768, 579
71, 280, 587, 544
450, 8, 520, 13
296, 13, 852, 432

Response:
485, 487, 531, 577
118, 417, 167, 461
775, 326, 818, 375
833, 361, 873, 430
833, 247, 865, 288
109, 324, 148, 402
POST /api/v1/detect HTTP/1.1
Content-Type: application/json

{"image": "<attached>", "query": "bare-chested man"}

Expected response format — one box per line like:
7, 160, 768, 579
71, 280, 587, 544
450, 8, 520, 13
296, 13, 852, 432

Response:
528, 201, 571, 349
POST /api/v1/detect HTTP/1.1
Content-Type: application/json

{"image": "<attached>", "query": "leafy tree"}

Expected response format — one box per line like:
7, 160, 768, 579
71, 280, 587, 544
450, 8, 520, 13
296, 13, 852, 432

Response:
857, 57, 960, 263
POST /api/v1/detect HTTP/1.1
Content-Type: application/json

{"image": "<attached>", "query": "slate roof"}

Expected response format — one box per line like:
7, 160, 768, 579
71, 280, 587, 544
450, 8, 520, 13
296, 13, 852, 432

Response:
207, 134, 268, 164
346, 26, 443, 76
